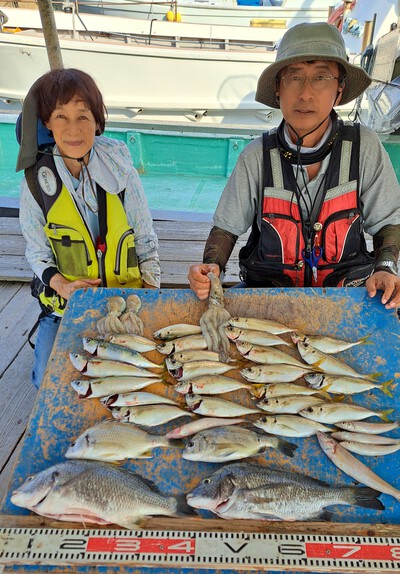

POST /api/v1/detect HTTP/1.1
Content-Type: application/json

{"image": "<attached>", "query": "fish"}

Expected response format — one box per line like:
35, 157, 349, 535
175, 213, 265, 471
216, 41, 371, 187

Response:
331, 431, 400, 445
185, 394, 260, 417
167, 349, 224, 365
11, 459, 191, 528
173, 375, 262, 397
187, 461, 330, 513
70, 354, 158, 378
255, 382, 331, 400
166, 417, 245, 439
317, 432, 400, 502
291, 331, 372, 354
228, 317, 294, 335
182, 425, 297, 462
253, 414, 333, 437
335, 420, 400, 434
304, 373, 394, 397
339, 441, 400, 457
156, 335, 208, 355
82, 337, 162, 370
100, 391, 178, 408
105, 333, 157, 352
225, 325, 290, 347
256, 394, 327, 414
299, 403, 394, 424
65, 420, 176, 461
153, 324, 202, 340
212, 481, 384, 521
70, 376, 161, 399
240, 363, 317, 384
111, 404, 193, 426
296, 341, 378, 379
236, 341, 309, 368
168, 360, 235, 381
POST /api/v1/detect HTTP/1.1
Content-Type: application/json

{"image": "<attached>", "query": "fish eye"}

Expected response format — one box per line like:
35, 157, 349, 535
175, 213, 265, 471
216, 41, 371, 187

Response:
187, 441, 194, 448
203, 478, 211, 484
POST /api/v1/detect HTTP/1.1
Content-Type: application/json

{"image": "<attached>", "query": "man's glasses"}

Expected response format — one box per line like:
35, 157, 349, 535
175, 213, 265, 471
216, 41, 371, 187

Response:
281, 74, 340, 91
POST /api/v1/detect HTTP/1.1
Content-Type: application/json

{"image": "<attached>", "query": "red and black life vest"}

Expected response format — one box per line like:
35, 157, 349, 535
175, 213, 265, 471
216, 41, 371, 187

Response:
239, 121, 374, 287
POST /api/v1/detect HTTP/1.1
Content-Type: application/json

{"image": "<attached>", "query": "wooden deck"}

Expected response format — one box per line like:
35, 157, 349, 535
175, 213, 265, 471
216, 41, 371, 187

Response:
0, 213, 247, 505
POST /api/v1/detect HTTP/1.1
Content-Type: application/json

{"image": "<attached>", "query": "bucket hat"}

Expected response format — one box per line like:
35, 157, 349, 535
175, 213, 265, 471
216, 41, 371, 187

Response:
256, 22, 372, 109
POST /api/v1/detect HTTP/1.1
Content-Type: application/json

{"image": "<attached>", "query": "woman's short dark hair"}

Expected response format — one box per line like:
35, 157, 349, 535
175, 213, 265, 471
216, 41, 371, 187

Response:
34, 68, 107, 135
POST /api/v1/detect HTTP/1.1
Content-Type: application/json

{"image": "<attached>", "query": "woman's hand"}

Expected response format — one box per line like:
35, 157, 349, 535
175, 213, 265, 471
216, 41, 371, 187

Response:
49, 273, 101, 301
188, 263, 220, 300
366, 271, 400, 309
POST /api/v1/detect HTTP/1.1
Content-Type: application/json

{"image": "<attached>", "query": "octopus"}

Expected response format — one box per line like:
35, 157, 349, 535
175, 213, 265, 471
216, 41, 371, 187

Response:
120, 294, 144, 335
199, 272, 231, 362
96, 295, 126, 336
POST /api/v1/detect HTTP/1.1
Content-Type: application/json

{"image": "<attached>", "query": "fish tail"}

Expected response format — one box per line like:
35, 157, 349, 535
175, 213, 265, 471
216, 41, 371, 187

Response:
369, 372, 384, 380
174, 494, 198, 517
380, 408, 395, 422
248, 384, 265, 398
275, 438, 298, 458
359, 333, 373, 345
347, 486, 385, 511
317, 384, 332, 399
380, 379, 395, 398
166, 438, 186, 449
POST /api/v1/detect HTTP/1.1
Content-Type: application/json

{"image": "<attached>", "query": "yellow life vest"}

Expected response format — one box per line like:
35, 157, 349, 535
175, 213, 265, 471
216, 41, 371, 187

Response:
28, 156, 142, 315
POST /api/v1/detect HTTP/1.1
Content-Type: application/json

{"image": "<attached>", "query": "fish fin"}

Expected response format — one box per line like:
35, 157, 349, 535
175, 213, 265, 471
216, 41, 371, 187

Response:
316, 384, 332, 399
348, 486, 385, 511
311, 359, 325, 371
369, 372, 384, 380
138, 452, 154, 459
380, 408, 395, 423
248, 384, 265, 398
272, 439, 298, 458
359, 333, 373, 345
380, 379, 395, 398
174, 494, 198, 517
332, 394, 345, 403
166, 438, 186, 449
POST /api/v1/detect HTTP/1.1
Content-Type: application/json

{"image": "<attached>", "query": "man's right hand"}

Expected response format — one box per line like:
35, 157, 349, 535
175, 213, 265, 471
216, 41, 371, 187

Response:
188, 263, 220, 300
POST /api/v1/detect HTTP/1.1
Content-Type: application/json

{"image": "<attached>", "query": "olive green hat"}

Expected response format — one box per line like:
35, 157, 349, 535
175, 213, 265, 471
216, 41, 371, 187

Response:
256, 22, 372, 109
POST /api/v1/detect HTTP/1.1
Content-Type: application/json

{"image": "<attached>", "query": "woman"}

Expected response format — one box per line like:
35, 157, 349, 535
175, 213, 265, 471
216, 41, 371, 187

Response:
19, 68, 160, 388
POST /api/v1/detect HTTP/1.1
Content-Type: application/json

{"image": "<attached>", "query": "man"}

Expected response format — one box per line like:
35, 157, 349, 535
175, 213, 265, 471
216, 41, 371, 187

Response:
188, 22, 400, 310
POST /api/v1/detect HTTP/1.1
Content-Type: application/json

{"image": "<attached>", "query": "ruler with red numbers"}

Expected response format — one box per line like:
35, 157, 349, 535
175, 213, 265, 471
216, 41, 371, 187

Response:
0, 528, 399, 572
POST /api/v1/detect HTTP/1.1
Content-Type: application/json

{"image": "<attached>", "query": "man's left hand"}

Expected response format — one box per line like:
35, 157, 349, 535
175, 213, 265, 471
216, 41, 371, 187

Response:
366, 271, 400, 309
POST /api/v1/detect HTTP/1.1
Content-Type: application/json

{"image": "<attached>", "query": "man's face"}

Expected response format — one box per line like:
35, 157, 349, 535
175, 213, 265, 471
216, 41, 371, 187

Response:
277, 60, 342, 141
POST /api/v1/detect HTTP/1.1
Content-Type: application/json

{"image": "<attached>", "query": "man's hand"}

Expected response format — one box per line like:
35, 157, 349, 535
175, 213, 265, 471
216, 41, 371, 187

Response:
188, 263, 220, 300
49, 273, 101, 301
366, 271, 400, 309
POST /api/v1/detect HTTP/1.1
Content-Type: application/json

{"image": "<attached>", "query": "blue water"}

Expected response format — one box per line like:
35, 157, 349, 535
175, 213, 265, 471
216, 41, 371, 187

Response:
0, 121, 227, 214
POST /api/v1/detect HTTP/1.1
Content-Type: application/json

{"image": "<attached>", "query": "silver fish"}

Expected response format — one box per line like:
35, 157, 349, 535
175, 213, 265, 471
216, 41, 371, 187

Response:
291, 331, 372, 354
254, 414, 333, 437
213, 480, 383, 521
173, 375, 262, 397
225, 325, 290, 347
241, 363, 316, 383
65, 420, 175, 461
255, 382, 330, 400
317, 432, 400, 502
156, 335, 208, 355
257, 394, 326, 414
100, 391, 178, 408
166, 417, 245, 439
111, 404, 193, 426
335, 420, 400, 434
168, 360, 235, 381
331, 431, 400, 445
339, 441, 400, 456
228, 317, 293, 335
187, 462, 329, 513
153, 324, 202, 340
69, 354, 157, 378
185, 394, 260, 417
82, 337, 161, 370
296, 341, 377, 379
167, 349, 223, 365
70, 376, 161, 399
11, 459, 190, 528
182, 425, 297, 462
299, 403, 394, 424
236, 341, 308, 368
305, 373, 394, 397
105, 333, 157, 352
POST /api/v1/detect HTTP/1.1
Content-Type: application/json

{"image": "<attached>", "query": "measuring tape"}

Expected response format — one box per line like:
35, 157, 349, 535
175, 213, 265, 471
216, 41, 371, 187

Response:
0, 528, 399, 572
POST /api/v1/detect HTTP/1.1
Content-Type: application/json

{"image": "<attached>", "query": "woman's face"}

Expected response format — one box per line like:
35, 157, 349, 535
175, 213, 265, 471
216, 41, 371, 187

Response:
45, 97, 98, 162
